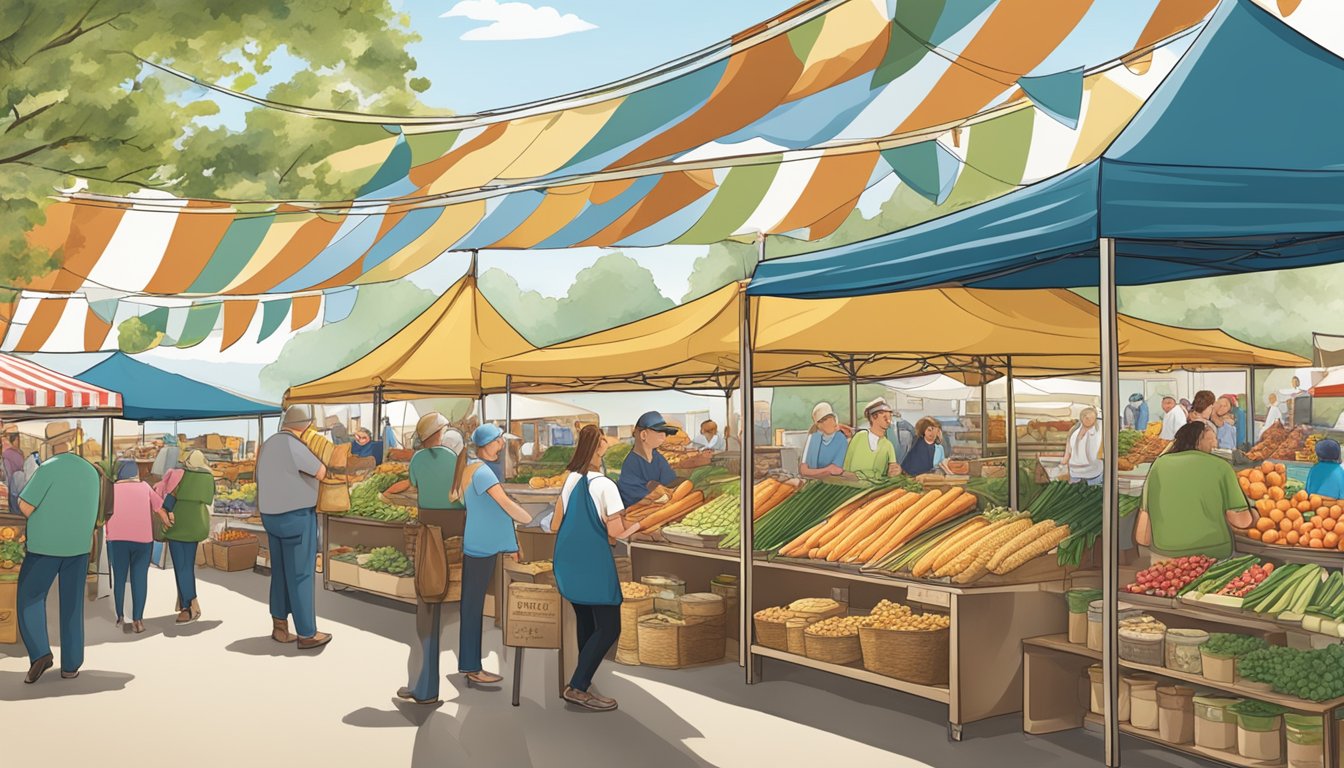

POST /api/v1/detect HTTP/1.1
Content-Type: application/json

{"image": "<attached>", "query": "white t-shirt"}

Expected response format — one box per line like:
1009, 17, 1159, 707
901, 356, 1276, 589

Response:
1262, 404, 1284, 437
541, 471, 624, 532
1159, 407, 1185, 440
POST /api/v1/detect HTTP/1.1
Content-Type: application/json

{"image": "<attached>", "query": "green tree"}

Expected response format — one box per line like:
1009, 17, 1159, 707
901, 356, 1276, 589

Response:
116, 315, 161, 353
480, 252, 674, 346
682, 241, 756, 303
0, 1, 434, 285
258, 280, 436, 400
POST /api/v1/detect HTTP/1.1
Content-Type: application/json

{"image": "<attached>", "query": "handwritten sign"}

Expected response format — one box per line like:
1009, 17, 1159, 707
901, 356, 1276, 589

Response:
505, 582, 561, 649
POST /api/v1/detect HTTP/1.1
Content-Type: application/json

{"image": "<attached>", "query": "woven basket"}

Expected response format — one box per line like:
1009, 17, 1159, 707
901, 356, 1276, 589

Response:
445, 563, 462, 602
786, 619, 808, 655
710, 577, 739, 640
858, 625, 950, 685
619, 596, 655, 653
637, 617, 684, 668
679, 593, 724, 619
681, 615, 726, 666
614, 556, 633, 584
754, 616, 789, 651
803, 630, 862, 666
614, 647, 641, 666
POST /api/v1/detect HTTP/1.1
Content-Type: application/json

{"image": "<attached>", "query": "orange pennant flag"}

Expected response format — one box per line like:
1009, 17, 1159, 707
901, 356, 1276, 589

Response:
220, 300, 259, 351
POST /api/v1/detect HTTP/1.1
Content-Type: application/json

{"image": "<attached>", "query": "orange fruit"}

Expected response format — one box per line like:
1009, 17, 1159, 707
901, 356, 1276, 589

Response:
1249, 470, 1266, 484
1299, 501, 1314, 513
1286, 531, 1301, 546
1240, 477, 1252, 492
1310, 539, 1325, 548
1297, 490, 1311, 503
1263, 529, 1280, 544
1270, 472, 1286, 488
1249, 482, 1268, 499
1280, 518, 1295, 532
1269, 486, 1286, 501
1332, 505, 1343, 518
1326, 532, 1340, 549
1276, 463, 1287, 474
1270, 508, 1286, 523
1249, 528, 1264, 541
1323, 517, 1337, 532
1311, 528, 1325, 540
1261, 462, 1276, 474
1256, 517, 1276, 532
1277, 499, 1293, 512
1289, 508, 1304, 522
1310, 493, 1323, 506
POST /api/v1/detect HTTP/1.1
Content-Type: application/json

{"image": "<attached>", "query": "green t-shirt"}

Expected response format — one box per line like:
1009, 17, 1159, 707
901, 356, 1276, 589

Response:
843, 430, 897, 477
410, 446, 464, 510
1145, 451, 1246, 560
20, 453, 100, 557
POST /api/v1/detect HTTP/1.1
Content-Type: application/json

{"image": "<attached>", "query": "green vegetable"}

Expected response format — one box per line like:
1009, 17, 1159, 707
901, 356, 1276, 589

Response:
344, 472, 413, 522
0, 539, 25, 565
1239, 644, 1344, 702
364, 546, 413, 576
1201, 633, 1268, 658
723, 483, 865, 552
1118, 430, 1144, 456
1180, 555, 1259, 596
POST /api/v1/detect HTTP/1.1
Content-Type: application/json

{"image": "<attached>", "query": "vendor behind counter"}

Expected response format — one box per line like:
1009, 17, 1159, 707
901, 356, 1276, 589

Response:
1136, 421, 1252, 561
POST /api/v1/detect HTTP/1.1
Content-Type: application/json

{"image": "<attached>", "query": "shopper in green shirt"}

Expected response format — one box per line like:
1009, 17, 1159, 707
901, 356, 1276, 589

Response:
17, 436, 100, 683
843, 398, 901, 479
1137, 421, 1252, 561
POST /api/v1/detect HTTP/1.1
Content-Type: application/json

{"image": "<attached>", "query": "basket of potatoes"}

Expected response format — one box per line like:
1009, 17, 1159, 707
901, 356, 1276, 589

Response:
803, 614, 868, 665
858, 599, 951, 685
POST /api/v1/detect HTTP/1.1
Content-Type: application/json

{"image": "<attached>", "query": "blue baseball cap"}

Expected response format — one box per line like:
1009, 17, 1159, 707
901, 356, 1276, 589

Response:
635, 411, 679, 435
1317, 439, 1341, 463
472, 423, 519, 447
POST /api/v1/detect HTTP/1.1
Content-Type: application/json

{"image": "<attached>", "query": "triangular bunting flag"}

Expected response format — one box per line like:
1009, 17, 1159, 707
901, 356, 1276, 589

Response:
323, 287, 358, 325
176, 303, 221, 349
89, 298, 119, 324
880, 141, 960, 204
1018, 68, 1084, 129
257, 298, 291, 343
163, 304, 191, 347
290, 294, 322, 331
220, 300, 259, 351
358, 134, 412, 198
83, 304, 113, 352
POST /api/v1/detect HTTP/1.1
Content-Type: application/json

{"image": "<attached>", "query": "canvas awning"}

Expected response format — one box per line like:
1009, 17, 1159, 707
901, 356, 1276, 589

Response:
285, 273, 535, 404
484, 283, 1306, 392
75, 352, 279, 423
0, 352, 121, 420
748, 0, 1344, 297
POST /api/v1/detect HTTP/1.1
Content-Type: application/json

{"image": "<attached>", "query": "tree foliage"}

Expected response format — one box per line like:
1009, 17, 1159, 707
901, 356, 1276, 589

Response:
116, 315, 161, 353
0, 0, 434, 285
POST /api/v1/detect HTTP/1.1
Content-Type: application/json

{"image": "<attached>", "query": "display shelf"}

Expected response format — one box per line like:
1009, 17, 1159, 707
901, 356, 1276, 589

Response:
323, 514, 412, 529
327, 572, 416, 605
629, 540, 738, 563
1083, 713, 1286, 768
227, 520, 266, 534
1025, 634, 1344, 713
750, 644, 951, 703
755, 555, 1047, 596
1235, 538, 1344, 569
1121, 590, 1344, 641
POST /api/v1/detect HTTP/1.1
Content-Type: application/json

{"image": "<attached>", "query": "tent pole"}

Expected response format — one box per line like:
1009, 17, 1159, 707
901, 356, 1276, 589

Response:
848, 371, 858, 430
257, 416, 265, 458
1247, 367, 1257, 447
505, 375, 513, 474
1099, 237, 1121, 768
1006, 359, 1018, 509
740, 284, 756, 684
372, 386, 384, 442
979, 369, 989, 457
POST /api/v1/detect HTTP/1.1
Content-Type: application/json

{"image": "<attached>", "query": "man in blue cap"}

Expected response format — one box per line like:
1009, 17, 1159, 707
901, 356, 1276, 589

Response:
1306, 439, 1344, 499
617, 412, 680, 507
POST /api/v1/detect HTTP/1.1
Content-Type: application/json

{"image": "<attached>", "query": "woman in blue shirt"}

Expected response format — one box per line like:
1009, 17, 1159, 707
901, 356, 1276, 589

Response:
801, 403, 849, 479
449, 423, 534, 688
1306, 439, 1344, 500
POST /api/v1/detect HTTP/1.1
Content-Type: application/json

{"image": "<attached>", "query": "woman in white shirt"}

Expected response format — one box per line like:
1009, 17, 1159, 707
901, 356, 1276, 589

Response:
1262, 393, 1285, 438
1063, 407, 1104, 486
548, 426, 641, 711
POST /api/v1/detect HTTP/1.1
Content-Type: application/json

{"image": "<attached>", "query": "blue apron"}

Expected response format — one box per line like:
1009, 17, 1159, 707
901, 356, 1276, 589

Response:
903, 438, 937, 476
553, 476, 622, 607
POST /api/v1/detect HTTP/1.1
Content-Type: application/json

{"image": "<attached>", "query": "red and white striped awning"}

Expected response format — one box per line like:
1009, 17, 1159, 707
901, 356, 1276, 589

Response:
0, 353, 121, 412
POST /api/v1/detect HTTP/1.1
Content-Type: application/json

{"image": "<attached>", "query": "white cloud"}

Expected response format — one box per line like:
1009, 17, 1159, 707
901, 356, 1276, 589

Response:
441, 0, 596, 41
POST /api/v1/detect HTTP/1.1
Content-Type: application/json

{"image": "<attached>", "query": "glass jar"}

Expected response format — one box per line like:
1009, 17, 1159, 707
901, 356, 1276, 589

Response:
1131, 683, 1160, 731
1286, 713, 1324, 768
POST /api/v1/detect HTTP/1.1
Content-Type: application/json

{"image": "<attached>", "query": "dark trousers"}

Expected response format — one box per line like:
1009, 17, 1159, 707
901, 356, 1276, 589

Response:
457, 553, 498, 674
262, 507, 318, 638
167, 540, 199, 607
17, 552, 87, 671
108, 540, 152, 621
570, 603, 621, 692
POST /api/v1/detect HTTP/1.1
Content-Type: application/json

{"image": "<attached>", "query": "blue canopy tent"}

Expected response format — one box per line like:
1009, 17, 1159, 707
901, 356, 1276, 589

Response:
75, 352, 279, 423
749, 0, 1344, 297
747, 3, 1344, 764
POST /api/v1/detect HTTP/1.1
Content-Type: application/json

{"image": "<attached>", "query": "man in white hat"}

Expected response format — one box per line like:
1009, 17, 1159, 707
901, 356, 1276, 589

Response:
844, 398, 901, 478
256, 405, 331, 650
397, 411, 466, 705
800, 402, 850, 479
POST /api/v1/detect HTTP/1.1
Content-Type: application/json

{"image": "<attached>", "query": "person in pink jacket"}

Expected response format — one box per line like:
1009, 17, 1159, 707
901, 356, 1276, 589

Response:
106, 459, 170, 633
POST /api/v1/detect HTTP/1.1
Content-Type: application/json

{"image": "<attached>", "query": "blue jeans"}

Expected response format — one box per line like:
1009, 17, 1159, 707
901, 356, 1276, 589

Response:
167, 540, 199, 608
17, 552, 87, 671
262, 508, 318, 638
458, 553, 498, 674
408, 601, 444, 700
108, 540, 152, 621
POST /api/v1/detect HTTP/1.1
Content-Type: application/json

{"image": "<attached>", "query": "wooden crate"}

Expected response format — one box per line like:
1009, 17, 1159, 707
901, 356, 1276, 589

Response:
210, 540, 259, 572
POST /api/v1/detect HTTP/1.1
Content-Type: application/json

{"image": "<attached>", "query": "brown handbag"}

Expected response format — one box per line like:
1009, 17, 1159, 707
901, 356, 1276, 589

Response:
414, 522, 452, 602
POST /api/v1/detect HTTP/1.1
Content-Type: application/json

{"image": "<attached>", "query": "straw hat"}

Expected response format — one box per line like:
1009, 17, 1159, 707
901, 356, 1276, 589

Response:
416, 412, 449, 444
282, 405, 313, 428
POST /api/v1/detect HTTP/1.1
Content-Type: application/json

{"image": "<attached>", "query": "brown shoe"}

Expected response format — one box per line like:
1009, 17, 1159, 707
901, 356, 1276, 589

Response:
463, 670, 503, 687
133, 620, 146, 634
189, 599, 202, 621
60, 669, 80, 680
271, 618, 297, 643
297, 632, 331, 650
176, 610, 192, 624
25, 654, 53, 684
396, 687, 441, 705
563, 686, 617, 711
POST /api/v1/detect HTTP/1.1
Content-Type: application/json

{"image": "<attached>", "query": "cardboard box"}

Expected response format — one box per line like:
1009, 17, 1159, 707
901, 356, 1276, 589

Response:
210, 540, 259, 572
515, 527, 556, 562
504, 582, 561, 649
0, 580, 16, 644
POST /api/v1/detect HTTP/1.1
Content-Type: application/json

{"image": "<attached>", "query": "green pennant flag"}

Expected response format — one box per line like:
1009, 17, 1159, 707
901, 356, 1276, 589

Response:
257, 298, 291, 343
175, 302, 222, 349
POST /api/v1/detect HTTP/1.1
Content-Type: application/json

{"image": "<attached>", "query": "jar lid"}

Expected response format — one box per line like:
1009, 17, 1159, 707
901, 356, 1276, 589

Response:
1166, 628, 1210, 641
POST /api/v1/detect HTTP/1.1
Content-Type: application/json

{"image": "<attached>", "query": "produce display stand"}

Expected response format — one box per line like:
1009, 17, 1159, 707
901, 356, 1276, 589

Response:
320, 512, 415, 606
1023, 634, 1344, 768
626, 538, 741, 658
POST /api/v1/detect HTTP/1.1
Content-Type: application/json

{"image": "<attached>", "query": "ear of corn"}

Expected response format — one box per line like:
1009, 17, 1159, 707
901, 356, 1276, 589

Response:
986, 520, 1056, 573
912, 518, 986, 578
951, 519, 1034, 583
935, 518, 1023, 578
992, 524, 1072, 574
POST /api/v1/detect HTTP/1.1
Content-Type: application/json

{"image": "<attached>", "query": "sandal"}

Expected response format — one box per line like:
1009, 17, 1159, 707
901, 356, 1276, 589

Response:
563, 686, 617, 711
463, 671, 503, 687
133, 620, 146, 634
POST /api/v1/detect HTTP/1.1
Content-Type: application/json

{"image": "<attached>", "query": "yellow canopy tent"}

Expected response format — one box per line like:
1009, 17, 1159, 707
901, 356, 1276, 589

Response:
484, 282, 1306, 392
285, 273, 535, 404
